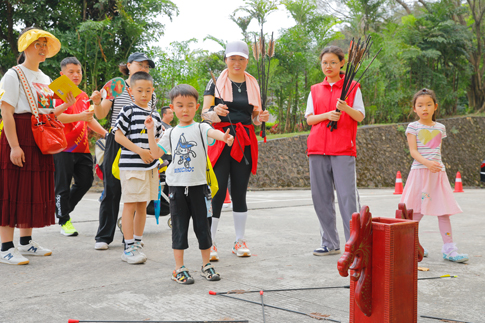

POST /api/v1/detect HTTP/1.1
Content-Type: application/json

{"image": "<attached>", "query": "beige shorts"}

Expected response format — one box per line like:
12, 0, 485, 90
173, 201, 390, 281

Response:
120, 168, 159, 203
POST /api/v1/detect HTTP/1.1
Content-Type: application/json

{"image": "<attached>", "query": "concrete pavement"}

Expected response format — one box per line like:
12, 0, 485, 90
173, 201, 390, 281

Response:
0, 189, 483, 323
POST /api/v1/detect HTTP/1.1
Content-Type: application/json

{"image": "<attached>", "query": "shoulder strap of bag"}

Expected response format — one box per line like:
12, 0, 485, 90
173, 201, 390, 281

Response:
198, 123, 207, 159
169, 127, 172, 152
198, 123, 212, 186
12, 66, 40, 121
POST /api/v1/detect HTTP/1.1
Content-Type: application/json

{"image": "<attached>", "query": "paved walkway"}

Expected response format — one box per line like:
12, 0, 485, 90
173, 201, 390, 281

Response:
0, 189, 483, 323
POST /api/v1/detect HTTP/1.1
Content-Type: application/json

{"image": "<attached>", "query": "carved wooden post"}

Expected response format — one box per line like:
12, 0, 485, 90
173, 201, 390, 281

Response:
337, 206, 373, 316
395, 203, 425, 262
338, 204, 420, 323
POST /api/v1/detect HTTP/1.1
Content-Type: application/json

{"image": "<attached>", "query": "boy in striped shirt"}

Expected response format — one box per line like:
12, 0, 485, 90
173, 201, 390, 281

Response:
113, 71, 162, 264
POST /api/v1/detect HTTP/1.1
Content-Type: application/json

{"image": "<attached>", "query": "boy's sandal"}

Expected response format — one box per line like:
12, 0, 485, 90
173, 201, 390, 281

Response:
442, 250, 469, 263
172, 266, 194, 284
201, 263, 221, 281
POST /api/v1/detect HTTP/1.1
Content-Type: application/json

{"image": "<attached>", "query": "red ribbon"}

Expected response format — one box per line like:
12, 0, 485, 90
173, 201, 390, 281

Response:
208, 122, 258, 175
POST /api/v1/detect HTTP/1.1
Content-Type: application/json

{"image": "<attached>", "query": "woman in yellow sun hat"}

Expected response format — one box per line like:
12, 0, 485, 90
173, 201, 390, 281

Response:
0, 27, 74, 265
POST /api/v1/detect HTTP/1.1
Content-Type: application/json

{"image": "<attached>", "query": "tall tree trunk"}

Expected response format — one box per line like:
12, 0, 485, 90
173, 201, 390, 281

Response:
453, 0, 485, 111
285, 93, 292, 133
394, 0, 412, 14
471, 72, 485, 111
83, 0, 87, 21
292, 77, 299, 132
278, 87, 284, 123
0, 1, 18, 56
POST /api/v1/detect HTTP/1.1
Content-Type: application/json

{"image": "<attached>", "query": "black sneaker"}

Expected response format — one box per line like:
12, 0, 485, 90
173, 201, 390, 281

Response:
172, 266, 194, 284
313, 246, 341, 256
201, 262, 221, 281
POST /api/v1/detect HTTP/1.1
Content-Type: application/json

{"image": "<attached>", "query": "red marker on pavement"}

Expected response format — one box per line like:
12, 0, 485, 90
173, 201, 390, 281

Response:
260, 290, 266, 323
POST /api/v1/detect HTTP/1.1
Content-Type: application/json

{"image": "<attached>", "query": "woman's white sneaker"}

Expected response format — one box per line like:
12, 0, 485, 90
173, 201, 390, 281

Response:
232, 239, 251, 257
210, 243, 219, 261
0, 247, 29, 265
94, 242, 109, 250
17, 241, 52, 256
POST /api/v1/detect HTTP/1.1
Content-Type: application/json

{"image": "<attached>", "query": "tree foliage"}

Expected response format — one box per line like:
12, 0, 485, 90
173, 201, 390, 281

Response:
1, 0, 484, 133
0, 0, 178, 92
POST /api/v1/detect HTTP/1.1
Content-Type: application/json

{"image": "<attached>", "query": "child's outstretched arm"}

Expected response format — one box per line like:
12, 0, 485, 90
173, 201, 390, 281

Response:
208, 128, 234, 146
407, 133, 442, 173
145, 116, 165, 159
114, 129, 154, 164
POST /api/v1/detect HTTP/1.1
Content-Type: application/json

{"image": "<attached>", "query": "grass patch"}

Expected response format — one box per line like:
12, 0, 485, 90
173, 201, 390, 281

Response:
257, 131, 310, 141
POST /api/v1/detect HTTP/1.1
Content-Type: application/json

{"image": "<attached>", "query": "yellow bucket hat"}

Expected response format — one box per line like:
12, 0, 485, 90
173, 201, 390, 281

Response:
18, 29, 61, 58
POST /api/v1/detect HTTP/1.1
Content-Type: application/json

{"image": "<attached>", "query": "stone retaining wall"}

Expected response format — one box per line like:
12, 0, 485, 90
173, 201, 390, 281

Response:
249, 116, 485, 189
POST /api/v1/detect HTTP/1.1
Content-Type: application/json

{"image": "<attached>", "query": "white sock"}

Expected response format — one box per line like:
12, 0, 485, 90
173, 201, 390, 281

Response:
233, 211, 247, 242
211, 217, 219, 242
442, 242, 458, 257
125, 238, 134, 249
134, 235, 143, 241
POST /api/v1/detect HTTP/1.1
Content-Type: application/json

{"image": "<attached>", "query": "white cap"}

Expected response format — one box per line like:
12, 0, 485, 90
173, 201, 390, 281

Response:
225, 40, 249, 59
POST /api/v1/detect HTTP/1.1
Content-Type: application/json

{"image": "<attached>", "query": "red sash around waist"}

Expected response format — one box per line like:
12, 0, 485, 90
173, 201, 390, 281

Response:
208, 122, 258, 175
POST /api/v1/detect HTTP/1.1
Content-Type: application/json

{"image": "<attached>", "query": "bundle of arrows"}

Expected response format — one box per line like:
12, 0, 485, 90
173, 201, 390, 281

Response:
328, 35, 382, 132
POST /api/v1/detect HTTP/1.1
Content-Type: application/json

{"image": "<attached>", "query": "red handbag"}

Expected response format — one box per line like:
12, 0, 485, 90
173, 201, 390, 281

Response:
13, 66, 67, 154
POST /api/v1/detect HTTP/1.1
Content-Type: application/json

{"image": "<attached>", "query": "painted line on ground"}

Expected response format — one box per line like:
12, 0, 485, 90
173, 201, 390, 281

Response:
82, 194, 398, 204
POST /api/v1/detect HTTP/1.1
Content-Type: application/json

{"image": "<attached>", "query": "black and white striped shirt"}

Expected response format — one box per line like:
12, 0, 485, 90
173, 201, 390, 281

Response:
113, 104, 163, 170
110, 84, 156, 128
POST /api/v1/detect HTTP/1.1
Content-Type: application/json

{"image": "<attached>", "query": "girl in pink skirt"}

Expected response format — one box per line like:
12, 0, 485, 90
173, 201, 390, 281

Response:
401, 88, 468, 263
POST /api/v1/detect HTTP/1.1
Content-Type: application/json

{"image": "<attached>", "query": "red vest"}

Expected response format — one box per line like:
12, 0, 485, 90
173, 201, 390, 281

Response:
307, 75, 360, 157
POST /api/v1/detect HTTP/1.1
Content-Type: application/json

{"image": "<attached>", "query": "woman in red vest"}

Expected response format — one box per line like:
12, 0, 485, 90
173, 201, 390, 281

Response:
305, 45, 365, 256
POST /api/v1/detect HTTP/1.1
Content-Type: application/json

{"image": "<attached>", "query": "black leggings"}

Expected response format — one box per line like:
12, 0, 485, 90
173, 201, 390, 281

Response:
96, 133, 122, 244
212, 144, 252, 218
54, 152, 94, 225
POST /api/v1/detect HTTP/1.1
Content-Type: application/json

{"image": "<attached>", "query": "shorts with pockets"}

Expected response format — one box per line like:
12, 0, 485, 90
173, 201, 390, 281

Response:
169, 185, 212, 250
120, 168, 159, 203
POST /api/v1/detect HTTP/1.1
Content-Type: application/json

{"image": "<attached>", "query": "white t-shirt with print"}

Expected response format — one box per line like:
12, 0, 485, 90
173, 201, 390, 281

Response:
304, 85, 365, 118
157, 122, 215, 187
406, 121, 447, 170
0, 65, 55, 114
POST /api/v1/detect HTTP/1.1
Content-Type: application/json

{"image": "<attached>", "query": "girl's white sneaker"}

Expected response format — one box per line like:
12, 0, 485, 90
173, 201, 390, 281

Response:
17, 241, 52, 256
0, 247, 29, 265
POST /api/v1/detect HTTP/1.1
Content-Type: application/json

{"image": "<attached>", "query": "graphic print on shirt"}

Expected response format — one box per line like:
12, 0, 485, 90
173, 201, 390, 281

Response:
32, 82, 54, 109
174, 133, 197, 172
418, 129, 442, 149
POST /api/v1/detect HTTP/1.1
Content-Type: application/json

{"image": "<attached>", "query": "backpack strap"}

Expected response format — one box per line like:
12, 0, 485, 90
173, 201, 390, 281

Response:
198, 123, 207, 158
169, 126, 172, 153
198, 123, 213, 188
